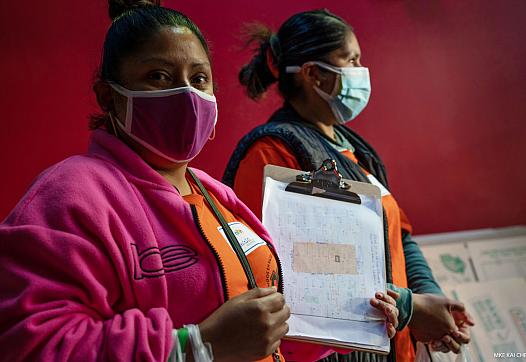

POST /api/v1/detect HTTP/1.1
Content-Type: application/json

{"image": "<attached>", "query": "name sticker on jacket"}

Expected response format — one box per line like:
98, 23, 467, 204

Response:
218, 222, 267, 255
367, 174, 391, 197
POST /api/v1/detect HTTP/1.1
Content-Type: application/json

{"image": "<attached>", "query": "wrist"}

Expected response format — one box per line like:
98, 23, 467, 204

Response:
197, 321, 211, 345
410, 293, 426, 327
387, 284, 414, 330
198, 319, 228, 362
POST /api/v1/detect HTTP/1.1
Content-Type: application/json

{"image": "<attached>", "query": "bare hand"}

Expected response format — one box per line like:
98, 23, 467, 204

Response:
430, 311, 475, 354
199, 287, 290, 362
370, 289, 400, 338
410, 294, 474, 345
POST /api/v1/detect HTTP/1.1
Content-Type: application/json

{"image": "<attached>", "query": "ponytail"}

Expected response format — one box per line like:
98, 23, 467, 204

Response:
238, 24, 279, 100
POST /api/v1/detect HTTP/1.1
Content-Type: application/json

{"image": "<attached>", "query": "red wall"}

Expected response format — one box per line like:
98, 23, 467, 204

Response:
1, 1, 525, 234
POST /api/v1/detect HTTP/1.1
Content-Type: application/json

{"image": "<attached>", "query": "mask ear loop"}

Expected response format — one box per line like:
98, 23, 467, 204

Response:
329, 64, 346, 97
208, 127, 216, 141
107, 112, 119, 137
329, 73, 342, 97
314, 62, 342, 97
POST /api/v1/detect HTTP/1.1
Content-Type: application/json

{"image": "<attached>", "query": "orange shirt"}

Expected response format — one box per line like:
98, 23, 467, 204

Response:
233, 136, 415, 362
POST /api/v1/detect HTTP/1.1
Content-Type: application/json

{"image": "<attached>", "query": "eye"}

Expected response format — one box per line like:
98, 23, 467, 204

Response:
147, 71, 172, 82
350, 55, 362, 67
191, 73, 209, 87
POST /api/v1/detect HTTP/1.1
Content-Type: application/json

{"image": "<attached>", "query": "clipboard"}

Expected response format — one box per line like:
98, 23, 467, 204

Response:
262, 160, 389, 354
263, 159, 381, 203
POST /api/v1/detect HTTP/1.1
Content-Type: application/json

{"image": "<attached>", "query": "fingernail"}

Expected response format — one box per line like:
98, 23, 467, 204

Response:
371, 299, 379, 306
376, 292, 383, 298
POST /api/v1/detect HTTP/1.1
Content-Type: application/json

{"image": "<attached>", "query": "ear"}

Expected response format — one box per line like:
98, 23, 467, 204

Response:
301, 63, 324, 88
93, 80, 114, 113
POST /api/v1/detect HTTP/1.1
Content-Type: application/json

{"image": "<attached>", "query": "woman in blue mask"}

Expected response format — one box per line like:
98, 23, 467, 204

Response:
223, 9, 474, 362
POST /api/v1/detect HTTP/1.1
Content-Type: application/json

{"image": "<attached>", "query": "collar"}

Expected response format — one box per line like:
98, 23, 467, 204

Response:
87, 129, 175, 191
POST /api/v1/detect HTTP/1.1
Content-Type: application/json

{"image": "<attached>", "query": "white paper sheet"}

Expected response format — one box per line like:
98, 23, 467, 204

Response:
262, 177, 389, 352
467, 236, 526, 282
420, 242, 477, 286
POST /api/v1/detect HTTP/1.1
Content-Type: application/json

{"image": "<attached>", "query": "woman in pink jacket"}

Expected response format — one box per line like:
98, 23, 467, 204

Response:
0, 1, 399, 361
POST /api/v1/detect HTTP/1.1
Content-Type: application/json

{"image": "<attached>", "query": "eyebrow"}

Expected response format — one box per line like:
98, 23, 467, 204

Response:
140, 57, 175, 66
344, 49, 361, 58
190, 61, 211, 69
139, 57, 211, 69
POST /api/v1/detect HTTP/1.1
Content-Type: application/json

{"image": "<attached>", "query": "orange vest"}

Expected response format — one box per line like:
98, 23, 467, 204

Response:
341, 150, 415, 362
185, 177, 284, 361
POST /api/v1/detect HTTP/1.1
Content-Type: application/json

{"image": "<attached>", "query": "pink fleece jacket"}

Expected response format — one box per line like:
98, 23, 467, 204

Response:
0, 130, 275, 361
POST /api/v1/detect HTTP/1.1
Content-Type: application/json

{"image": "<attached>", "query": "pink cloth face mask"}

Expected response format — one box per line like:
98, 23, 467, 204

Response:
109, 83, 218, 163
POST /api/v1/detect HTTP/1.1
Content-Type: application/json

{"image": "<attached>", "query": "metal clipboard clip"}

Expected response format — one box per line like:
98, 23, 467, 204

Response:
285, 159, 361, 204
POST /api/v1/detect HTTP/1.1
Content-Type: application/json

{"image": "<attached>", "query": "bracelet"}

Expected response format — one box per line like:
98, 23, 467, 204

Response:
178, 327, 189, 353
185, 324, 214, 362
168, 329, 184, 362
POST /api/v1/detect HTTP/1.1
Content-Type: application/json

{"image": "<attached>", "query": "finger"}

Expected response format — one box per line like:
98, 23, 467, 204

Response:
431, 340, 451, 353
387, 323, 396, 338
371, 299, 398, 328
465, 312, 475, 326
257, 291, 286, 313
376, 291, 397, 307
442, 335, 461, 354
271, 303, 291, 326
370, 297, 397, 315
451, 329, 470, 344
267, 322, 289, 349
452, 310, 475, 327
433, 344, 451, 354
386, 288, 400, 300
274, 322, 289, 339
457, 311, 475, 326
430, 340, 445, 350
243, 286, 278, 300
448, 300, 466, 313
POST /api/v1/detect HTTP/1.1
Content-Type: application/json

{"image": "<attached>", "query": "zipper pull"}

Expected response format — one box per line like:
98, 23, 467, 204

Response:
273, 352, 281, 362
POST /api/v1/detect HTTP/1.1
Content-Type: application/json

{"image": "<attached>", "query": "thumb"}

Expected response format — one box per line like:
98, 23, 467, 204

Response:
449, 300, 476, 326
449, 300, 466, 313
242, 286, 277, 300
453, 310, 476, 327
463, 312, 476, 326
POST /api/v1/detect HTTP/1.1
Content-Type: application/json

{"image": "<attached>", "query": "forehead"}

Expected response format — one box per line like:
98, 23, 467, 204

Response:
326, 30, 361, 61
127, 26, 209, 66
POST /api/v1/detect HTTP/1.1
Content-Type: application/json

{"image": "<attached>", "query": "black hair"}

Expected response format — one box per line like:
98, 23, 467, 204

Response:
239, 9, 352, 101
90, 0, 210, 129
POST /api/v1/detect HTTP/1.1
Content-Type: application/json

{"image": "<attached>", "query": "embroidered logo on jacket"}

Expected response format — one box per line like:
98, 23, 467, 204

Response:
131, 244, 198, 280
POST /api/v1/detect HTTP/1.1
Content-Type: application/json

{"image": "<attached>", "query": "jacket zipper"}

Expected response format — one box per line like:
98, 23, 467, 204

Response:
225, 225, 258, 289
265, 242, 284, 362
265, 242, 284, 295
190, 204, 230, 301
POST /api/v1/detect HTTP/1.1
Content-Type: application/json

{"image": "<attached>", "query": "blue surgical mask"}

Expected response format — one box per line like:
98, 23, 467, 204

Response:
286, 61, 371, 123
